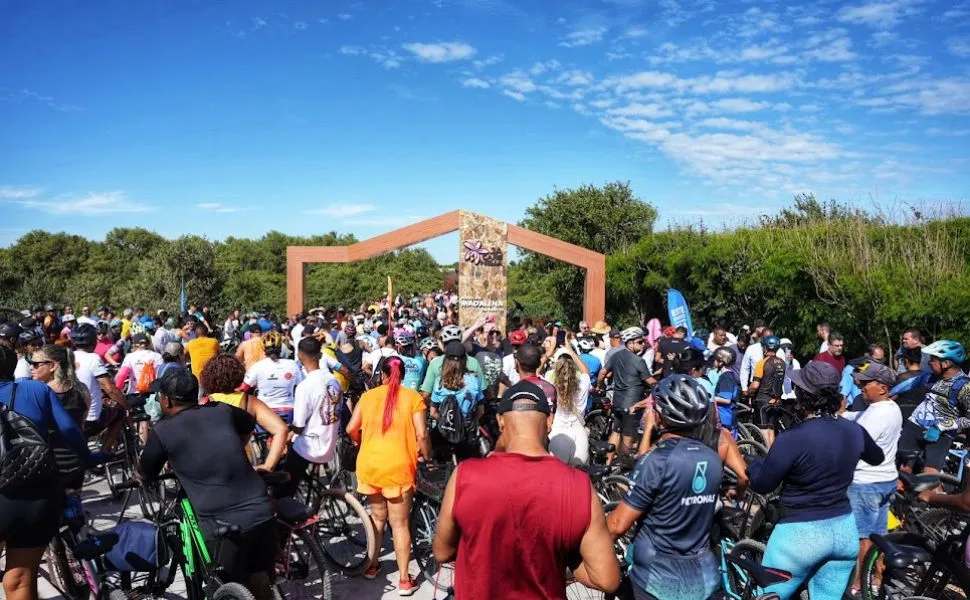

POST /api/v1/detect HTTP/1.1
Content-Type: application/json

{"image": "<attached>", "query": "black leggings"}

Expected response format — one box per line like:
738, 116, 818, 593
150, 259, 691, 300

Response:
0, 486, 63, 549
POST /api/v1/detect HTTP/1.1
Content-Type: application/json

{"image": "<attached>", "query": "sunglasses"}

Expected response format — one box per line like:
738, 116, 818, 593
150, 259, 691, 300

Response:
28, 360, 54, 368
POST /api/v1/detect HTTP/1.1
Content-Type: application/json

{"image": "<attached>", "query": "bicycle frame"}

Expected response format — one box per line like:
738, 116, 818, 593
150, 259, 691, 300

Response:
178, 498, 213, 582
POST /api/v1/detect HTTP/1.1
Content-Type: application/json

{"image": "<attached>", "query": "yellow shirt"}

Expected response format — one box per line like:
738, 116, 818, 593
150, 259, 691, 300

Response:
355, 385, 426, 491
324, 346, 350, 392
238, 337, 266, 371
121, 318, 132, 340
208, 392, 246, 409
186, 336, 220, 378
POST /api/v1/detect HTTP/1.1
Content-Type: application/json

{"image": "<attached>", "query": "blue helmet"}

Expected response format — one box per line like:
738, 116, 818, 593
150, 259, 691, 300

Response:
923, 340, 965, 364
761, 335, 781, 351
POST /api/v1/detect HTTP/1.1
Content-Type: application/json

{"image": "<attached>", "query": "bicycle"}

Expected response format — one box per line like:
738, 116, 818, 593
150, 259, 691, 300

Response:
411, 461, 456, 593
103, 403, 168, 519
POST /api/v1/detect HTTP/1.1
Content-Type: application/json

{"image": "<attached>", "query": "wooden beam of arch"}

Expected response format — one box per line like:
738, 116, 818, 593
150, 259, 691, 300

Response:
286, 210, 606, 325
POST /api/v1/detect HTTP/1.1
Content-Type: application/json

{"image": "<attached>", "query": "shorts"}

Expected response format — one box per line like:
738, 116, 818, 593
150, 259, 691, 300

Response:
84, 404, 126, 437
205, 518, 278, 583
612, 408, 644, 437
847, 481, 897, 537
271, 407, 294, 426
755, 400, 794, 431
357, 480, 414, 500
898, 419, 953, 470
0, 487, 62, 548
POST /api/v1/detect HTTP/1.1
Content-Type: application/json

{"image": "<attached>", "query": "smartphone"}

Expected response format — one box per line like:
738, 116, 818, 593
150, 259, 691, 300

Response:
556, 330, 566, 347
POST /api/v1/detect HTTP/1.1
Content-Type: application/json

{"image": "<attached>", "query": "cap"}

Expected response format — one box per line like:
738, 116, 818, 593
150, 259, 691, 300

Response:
509, 330, 527, 345
62, 314, 76, 323
662, 326, 678, 337
852, 361, 896, 387
131, 332, 151, 345
163, 341, 184, 357
497, 381, 551, 415
789, 361, 840, 394
444, 340, 466, 358
149, 369, 199, 401
609, 328, 621, 338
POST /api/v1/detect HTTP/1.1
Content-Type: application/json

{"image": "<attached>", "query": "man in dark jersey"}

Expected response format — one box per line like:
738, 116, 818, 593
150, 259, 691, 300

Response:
747, 335, 786, 447
598, 327, 657, 461
607, 375, 723, 600
139, 370, 276, 600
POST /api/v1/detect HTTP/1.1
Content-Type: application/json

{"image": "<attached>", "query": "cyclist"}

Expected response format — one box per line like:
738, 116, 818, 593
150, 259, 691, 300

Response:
114, 332, 163, 402
430, 341, 485, 459
597, 327, 656, 460
420, 325, 484, 401
607, 375, 723, 600
710, 346, 740, 431
576, 336, 602, 384
242, 331, 303, 425
139, 369, 277, 600
746, 334, 786, 447
748, 361, 884, 600
395, 331, 427, 391
71, 323, 128, 450
547, 336, 592, 466
894, 339, 970, 474
14, 330, 43, 379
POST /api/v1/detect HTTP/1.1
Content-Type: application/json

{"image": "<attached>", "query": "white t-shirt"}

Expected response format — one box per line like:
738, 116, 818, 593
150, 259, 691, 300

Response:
120, 349, 164, 395
502, 353, 520, 386
76, 349, 108, 421
364, 347, 397, 371
842, 400, 902, 484
290, 323, 305, 346
244, 357, 304, 410
152, 327, 173, 355
292, 369, 343, 463
14, 357, 31, 380
548, 372, 591, 428
590, 347, 607, 365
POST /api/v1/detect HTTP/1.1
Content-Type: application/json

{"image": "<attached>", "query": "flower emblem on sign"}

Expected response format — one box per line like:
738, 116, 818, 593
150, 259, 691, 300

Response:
463, 240, 490, 264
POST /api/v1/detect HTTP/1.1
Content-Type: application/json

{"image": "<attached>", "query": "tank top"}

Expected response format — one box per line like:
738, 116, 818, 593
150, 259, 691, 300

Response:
453, 452, 590, 600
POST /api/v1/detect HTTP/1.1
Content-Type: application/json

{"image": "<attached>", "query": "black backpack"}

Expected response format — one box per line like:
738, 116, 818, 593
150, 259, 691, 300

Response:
0, 382, 56, 492
437, 392, 467, 445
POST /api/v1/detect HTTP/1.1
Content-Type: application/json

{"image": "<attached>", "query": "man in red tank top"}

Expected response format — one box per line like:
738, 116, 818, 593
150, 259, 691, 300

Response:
432, 381, 620, 600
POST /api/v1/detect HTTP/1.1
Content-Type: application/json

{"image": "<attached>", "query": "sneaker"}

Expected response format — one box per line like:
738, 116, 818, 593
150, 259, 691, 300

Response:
398, 578, 419, 596
363, 563, 381, 580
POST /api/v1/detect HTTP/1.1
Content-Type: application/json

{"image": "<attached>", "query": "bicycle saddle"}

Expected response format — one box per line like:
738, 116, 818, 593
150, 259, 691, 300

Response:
275, 496, 312, 523
869, 533, 933, 570
898, 471, 940, 493
589, 439, 616, 457
725, 554, 792, 588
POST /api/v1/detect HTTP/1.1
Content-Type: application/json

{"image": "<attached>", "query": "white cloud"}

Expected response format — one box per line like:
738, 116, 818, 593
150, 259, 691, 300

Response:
888, 77, 970, 115
607, 102, 674, 118
710, 98, 769, 113
946, 37, 970, 58
802, 36, 856, 62
559, 27, 608, 48
16, 191, 152, 215
402, 41, 476, 63
498, 71, 537, 94
868, 31, 898, 48
836, 1, 922, 29
0, 185, 41, 199
196, 202, 249, 214
339, 45, 364, 55
607, 70, 795, 95
621, 26, 649, 39
554, 70, 594, 86
309, 203, 376, 217
696, 117, 766, 132
927, 128, 970, 137
473, 55, 503, 69
529, 60, 562, 76
502, 90, 526, 101
462, 77, 490, 89
337, 13, 353, 21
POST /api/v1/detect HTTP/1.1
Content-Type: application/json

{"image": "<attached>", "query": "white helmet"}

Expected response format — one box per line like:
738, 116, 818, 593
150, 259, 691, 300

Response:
440, 325, 462, 343
620, 327, 645, 344
577, 337, 596, 352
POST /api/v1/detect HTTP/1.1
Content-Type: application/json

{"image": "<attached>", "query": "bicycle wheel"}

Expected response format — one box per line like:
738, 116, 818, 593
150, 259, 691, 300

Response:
860, 532, 935, 600
213, 581, 256, 600
274, 528, 332, 600
43, 535, 91, 600
736, 440, 769, 458
315, 489, 377, 576
410, 494, 454, 589
585, 411, 611, 441
596, 475, 632, 505
740, 423, 767, 447
726, 538, 766, 598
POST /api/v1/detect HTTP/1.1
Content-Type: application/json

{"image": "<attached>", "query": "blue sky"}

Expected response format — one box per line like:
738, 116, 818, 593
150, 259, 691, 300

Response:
2, 0, 969, 261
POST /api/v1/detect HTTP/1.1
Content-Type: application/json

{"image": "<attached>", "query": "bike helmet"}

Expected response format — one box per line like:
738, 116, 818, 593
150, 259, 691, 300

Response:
0, 322, 23, 341
419, 337, 437, 351
923, 340, 966, 364
713, 346, 735, 367
676, 347, 706, 372
394, 332, 415, 346
261, 330, 284, 353
18, 330, 42, 346
440, 325, 462, 343
620, 327, 644, 344
71, 323, 98, 346
761, 335, 781, 351
577, 337, 596, 352
653, 374, 710, 429
356, 335, 375, 350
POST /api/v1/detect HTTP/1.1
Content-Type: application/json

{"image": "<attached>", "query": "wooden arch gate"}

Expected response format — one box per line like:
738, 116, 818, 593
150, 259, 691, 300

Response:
286, 210, 606, 326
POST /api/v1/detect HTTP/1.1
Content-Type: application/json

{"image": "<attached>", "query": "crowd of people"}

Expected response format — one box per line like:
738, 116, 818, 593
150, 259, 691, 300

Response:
1, 294, 969, 600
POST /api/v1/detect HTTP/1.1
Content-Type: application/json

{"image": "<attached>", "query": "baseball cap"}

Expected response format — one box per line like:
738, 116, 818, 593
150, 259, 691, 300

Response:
444, 340, 466, 358
609, 328, 621, 339
163, 341, 184, 358
497, 381, 551, 415
153, 370, 198, 402
852, 360, 896, 387
509, 330, 528, 346
131, 332, 151, 345
789, 361, 840, 394
62, 313, 76, 323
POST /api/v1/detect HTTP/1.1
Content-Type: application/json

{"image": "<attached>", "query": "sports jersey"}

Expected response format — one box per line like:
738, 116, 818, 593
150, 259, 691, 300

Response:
431, 373, 484, 416
713, 370, 740, 428
753, 355, 786, 404
903, 371, 970, 432
420, 355, 484, 394
75, 349, 108, 421
292, 369, 343, 463
472, 350, 503, 398
579, 353, 602, 382
604, 348, 651, 411
119, 349, 164, 395
624, 437, 722, 600
401, 355, 428, 391
244, 357, 304, 410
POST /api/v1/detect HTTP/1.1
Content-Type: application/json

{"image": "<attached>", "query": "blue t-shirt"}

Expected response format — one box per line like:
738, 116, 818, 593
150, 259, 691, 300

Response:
402, 355, 428, 391
714, 370, 740, 428
579, 353, 602, 381
624, 437, 722, 600
0, 379, 90, 461
748, 415, 883, 523
431, 373, 483, 416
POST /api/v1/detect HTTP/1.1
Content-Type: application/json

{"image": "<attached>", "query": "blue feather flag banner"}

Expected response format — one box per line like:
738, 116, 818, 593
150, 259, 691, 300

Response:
179, 276, 187, 314
666, 289, 694, 337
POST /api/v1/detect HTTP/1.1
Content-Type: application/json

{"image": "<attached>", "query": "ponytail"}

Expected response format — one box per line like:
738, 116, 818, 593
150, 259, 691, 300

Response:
381, 356, 405, 434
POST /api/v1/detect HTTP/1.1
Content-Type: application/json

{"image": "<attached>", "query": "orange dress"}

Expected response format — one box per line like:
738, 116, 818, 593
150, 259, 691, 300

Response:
355, 384, 426, 499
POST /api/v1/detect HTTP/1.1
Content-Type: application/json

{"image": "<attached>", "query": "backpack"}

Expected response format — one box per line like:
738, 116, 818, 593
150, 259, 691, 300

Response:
437, 391, 467, 445
136, 360, 157, 394
947, 375, 970, 408
0, 382, 56, 492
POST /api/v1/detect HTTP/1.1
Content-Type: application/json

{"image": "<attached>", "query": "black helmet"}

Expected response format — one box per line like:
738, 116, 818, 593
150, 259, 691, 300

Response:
71, 323, 98, 346
0, 322, 24, 341
654, 374, 710, 429
761, 335, 781, 351
18, 330, 42, 346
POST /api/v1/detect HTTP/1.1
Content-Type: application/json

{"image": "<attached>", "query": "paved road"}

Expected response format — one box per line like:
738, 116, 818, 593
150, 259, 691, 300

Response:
31, 472, 450, 600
